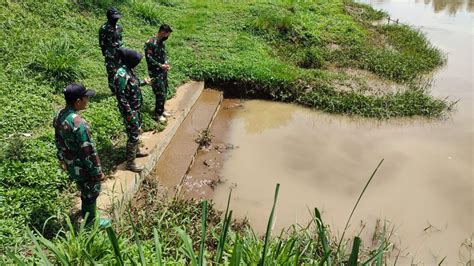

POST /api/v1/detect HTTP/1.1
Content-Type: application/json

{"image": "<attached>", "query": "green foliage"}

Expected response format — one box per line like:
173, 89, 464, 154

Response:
1, 134, 27, 162
30, 39, 84, 89
130, 0, 162, 25
344, 0, 388, 21
297, 84, 448, 118
7, 184, 391, 265
295, 47, 327, 69
0, 136, 73, 252
76, 0, 118, 10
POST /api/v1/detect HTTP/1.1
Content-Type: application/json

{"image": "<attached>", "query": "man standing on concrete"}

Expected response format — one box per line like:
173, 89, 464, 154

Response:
144, 24, 173, 123
99, 7, 124, 94
114, 48, 150, 172
53, 83, 109, 227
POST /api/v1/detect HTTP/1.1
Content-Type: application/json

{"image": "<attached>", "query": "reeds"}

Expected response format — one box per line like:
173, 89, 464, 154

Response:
10, 160, 391, 265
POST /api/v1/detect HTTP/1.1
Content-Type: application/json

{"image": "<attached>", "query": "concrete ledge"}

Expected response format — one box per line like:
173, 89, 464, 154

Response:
153, 90, 223, 198
95, 81, 204, 217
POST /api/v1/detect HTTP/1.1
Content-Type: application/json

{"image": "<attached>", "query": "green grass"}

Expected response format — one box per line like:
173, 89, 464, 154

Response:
5, 183, 393, 265
0, 0, 450, 257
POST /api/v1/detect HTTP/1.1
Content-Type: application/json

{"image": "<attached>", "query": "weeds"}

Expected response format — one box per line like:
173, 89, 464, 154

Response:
7, 181, 392, 264
130, 0, 162, 25
195, 128, 214, 148
1, 134, 27, 162
76, 0, 117, 10
30, 39, 84, 89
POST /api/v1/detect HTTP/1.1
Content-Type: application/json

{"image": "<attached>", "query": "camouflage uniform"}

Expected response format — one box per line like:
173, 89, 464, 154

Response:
53, 107, 102, 224
144, 37, 168, 117
99, 22, 124, 93
114, 65, 147, 161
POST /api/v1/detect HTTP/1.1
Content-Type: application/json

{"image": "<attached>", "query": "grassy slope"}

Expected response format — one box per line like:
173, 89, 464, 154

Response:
0, 0, 448, 255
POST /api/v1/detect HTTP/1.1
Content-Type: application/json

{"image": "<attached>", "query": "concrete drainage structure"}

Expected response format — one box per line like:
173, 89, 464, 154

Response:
90, 81, 224, 219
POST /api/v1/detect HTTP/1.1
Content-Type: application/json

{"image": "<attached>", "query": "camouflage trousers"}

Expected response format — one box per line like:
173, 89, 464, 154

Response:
104, 58, 120, 94
151, 74, 168, 117
76, 179, 101, 205
121, 109, 142, 143
75, 179, 100, 225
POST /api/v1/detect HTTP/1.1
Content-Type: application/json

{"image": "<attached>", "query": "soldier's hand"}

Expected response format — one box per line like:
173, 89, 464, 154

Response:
98, 173, 106, 182
60, 162, 67, 171
160, 64, 170, 71
144, 77, 152, 84
127, 111, 138, 122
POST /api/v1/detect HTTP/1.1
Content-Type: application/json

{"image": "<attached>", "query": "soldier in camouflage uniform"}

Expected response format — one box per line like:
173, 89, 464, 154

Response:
144, 24, 173, 123
114, 48, 151, 172
99, 7, 124, 94
53, 83, 109, 227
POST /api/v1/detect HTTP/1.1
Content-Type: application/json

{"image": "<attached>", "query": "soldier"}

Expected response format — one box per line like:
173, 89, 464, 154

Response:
144, 24, 173, 123
53, 83, 109, 227
99, 7, 124, 94
114, 48, 151, 172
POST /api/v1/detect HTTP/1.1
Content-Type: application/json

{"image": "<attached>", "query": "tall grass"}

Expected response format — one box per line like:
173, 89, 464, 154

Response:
8, 164, 391, 264
130, 0, 162, 25
30, 39, 83, 89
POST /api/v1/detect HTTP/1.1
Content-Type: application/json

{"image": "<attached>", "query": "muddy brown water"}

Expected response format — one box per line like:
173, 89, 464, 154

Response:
187, 1, 474, 264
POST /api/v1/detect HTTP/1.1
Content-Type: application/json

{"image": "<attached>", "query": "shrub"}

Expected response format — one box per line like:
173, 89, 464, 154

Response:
296, 47, 326, 69
30, 39, 83, 89
130, 0, 162, 25
76, 0, 117, 10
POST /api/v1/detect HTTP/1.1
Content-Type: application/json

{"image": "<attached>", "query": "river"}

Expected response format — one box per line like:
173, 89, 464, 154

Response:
204, 0, 474, 264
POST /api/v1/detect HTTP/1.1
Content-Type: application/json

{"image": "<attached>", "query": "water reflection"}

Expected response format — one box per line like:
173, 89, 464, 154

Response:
234, 100, 298, 135
419, 0, 473, 14
374, 0, 473, 14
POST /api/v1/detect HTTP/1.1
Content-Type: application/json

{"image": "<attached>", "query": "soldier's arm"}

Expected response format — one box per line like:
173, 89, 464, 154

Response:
164, 43, 169, 65
118, 24, 124, 47
74, 119, 102, 181
116, 76, 133, 116
53, 118, 65, 163
144, 42, 161, 69
98, 27, 106, 55
139, 78, 150, 87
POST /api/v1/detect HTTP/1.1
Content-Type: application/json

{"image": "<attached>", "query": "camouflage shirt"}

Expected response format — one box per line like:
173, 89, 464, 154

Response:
99, 22, 124, 60
114, 66, 147, 117
144, 37, 168, 77
53, 107, 102, 182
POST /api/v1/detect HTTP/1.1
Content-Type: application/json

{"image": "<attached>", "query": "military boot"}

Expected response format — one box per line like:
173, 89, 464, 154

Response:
136, 150, 149, 158
81, 201, 97, 228
136, 146, 149, 158
126, 142, 144, 172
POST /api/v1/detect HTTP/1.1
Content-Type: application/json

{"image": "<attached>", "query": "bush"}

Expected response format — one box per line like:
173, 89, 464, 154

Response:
130, 0, 162, 25
5, 184, 393, 265
296, 47, 326, 69
1, 134, 27, 162
344, 1, 387, 21
76, 0, 117, 10
30, 39, 83, 89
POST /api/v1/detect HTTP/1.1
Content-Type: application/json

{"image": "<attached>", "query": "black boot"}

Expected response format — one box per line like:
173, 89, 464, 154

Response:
126, 142, 144, 172
136, 147, 149, 158
81, 200, 96, 228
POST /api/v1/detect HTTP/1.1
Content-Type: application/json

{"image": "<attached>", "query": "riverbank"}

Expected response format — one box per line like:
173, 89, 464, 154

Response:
0, 0, 454, 261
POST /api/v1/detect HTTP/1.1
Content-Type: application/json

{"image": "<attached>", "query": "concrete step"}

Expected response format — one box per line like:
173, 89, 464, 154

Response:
95, 81, 204, 216
152, 89, 223, 197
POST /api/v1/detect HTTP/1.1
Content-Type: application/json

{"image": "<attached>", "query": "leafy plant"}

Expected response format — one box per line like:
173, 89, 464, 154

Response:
30, 39, 83, 89
130, 0, 162, 25
7, 182, 392, 265
195, 128, 214, 148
